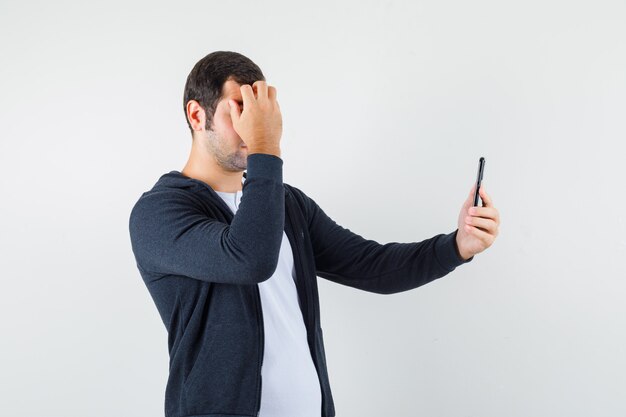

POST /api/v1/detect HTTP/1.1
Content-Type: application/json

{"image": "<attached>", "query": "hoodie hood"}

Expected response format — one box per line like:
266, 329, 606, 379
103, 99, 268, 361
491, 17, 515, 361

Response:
152, 170, 247, 194
145, 170, 288, 220
141, 170, 249, 221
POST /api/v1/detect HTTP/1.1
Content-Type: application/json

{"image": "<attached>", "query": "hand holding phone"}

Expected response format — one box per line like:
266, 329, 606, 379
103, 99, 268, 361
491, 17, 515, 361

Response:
456, 155, 500, 261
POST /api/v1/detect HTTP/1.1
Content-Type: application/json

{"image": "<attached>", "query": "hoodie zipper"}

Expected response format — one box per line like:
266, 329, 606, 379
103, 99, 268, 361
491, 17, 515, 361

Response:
286, 192, 316, 329
286, 191, 329, 417
250, 188, 320, 416
254, 283, 264, 416
256, 193, 309, 416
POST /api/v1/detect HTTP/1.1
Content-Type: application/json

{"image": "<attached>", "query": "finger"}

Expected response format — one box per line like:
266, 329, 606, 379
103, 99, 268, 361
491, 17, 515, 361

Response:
465, 215, 497, 234
463, 223, 494, 244
468, 183, 476, 197
253, 80, 268, 100
228, 99, 240, 122
240, 84, 256, 107
468, 206, 497, 219
464, 183, 476, 207
268, 85, 277, 102
479, 186, 493, 207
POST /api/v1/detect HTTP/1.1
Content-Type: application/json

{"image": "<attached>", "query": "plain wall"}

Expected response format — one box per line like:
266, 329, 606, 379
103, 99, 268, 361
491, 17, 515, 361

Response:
1, 0, 625, 416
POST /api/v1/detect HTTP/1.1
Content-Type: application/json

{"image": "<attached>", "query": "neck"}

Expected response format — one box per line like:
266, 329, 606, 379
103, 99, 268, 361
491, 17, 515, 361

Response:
181, 142, 244, 193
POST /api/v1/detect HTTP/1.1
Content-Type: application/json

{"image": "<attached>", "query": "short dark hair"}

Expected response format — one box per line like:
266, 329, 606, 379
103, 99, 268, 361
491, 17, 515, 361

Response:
183, 51, 265, 135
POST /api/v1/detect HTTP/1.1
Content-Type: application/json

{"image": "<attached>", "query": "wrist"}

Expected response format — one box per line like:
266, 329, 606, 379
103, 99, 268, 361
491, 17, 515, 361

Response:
455, 230, 472, 261
248, 146, 281, 158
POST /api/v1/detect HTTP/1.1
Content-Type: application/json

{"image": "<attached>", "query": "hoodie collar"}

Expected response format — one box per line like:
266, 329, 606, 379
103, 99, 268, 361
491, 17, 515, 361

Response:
157, 169, 285, 202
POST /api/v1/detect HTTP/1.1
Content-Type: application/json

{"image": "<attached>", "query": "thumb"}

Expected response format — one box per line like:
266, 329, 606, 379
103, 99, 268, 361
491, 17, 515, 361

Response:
469, 183, 476, 198
228, 100, 240, 123
464, 183, 476, 208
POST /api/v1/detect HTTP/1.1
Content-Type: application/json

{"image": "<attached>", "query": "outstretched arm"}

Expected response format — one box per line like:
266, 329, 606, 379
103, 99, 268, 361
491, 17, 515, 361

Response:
291, 186, 473, 295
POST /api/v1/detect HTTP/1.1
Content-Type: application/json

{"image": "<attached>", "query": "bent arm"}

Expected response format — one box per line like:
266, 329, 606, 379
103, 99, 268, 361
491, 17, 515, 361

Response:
129, 153, 285, 284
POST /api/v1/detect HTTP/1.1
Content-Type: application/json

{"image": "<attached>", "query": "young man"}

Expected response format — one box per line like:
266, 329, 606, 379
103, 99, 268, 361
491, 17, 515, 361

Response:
128, 51, 500, 417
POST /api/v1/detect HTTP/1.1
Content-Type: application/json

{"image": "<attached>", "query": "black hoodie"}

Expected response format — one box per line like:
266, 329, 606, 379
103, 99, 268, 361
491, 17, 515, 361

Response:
128, 152, 473, 417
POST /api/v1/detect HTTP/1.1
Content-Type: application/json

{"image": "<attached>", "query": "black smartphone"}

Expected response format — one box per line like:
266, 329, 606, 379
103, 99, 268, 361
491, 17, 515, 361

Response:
473, 157, 486, 207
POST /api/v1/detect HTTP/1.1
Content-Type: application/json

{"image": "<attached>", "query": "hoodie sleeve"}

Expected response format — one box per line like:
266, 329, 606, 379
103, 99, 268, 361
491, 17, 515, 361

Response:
290, 186, 473, 295
128, 153, 285, 285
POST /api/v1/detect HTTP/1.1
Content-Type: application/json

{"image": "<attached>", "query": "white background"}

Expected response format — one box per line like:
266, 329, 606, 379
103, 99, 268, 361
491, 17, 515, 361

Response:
1, 0, 625, 416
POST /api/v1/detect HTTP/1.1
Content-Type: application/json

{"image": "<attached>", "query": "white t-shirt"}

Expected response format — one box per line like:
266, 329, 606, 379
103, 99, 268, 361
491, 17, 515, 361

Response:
214, 176, 322, 417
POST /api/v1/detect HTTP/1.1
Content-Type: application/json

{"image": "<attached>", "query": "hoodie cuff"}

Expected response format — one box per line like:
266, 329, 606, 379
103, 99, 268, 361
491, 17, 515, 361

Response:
434, 229, 474, 271
246, 153, 283, 183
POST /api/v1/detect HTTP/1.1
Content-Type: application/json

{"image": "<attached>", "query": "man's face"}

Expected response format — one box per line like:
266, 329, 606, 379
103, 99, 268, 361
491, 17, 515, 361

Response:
199, 79, 249, 172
